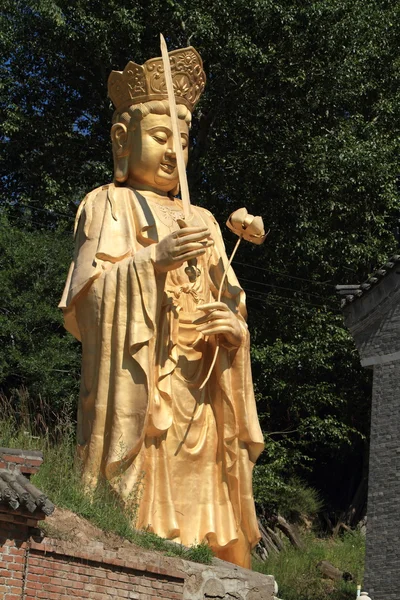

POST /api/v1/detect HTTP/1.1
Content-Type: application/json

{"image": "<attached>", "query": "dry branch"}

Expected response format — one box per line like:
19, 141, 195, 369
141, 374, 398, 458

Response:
275, 515, 303, 550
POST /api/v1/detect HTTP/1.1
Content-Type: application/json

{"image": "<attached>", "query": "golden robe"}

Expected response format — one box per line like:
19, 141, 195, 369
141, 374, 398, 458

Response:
60, 184, 264, 567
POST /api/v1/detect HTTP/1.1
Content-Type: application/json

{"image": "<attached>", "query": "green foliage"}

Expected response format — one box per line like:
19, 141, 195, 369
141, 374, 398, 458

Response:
254, 465, 322, 522
184, 542, 214, 565
0, 216, 80, 418
2, 0, 400, 517
254, 530, 365, 600
251, 304, 371, 515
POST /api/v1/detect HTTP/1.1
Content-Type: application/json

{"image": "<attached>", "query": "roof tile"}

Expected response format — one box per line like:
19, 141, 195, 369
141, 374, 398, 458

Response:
0, 469, 54, 516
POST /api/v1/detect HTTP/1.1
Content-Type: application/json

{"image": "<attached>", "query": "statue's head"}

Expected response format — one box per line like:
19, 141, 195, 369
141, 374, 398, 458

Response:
108, 47, 206, 195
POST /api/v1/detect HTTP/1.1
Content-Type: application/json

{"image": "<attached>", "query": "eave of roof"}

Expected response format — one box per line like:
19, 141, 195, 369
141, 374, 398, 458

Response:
336, 255, 400, 308
0, 469, 54, 516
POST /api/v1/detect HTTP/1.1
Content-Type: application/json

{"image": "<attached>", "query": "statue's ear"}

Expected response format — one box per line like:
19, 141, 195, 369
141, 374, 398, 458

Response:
111, 123, 129, 182
111, 123, 129, 155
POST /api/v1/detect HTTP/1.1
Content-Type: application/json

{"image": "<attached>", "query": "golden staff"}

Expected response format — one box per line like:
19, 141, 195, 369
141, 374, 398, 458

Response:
160, 34, 198, 281
160, 34, 191, 221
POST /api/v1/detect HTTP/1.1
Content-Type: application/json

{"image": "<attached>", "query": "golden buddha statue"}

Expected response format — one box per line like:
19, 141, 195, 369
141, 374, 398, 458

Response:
59, 46, 264, 569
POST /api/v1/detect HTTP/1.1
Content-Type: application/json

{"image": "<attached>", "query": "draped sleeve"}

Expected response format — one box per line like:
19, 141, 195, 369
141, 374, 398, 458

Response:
59, 185, 167, 484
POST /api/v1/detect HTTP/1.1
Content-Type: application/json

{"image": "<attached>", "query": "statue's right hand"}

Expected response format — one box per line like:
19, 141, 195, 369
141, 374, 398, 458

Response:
153, 226, 214, 273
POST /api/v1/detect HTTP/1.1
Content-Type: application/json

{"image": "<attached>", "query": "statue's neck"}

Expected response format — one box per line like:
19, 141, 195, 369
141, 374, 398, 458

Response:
125, 181, 176, 204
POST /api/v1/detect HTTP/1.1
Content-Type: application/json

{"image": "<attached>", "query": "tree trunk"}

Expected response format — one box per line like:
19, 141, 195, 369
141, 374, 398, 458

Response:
275, 515, 303, 550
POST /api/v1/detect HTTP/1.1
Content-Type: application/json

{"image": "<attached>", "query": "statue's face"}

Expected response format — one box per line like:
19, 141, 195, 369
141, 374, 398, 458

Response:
127, 112, 189, 193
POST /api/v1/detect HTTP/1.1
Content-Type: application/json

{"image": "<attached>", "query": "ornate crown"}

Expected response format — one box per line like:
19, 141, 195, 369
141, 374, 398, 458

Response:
108, 46, 206, 114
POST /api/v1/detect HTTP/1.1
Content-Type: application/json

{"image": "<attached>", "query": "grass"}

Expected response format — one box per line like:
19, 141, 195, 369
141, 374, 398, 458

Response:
254, 529, 365, 600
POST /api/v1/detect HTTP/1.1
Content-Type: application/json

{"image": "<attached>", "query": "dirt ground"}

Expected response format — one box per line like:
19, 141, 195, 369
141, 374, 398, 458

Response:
42, 507, 151, 553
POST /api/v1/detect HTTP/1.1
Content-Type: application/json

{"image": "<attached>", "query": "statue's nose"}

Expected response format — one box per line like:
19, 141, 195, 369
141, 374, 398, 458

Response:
166, 147, 176, 159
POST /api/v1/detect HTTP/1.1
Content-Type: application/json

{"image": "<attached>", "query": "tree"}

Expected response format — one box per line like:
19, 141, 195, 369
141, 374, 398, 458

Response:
2, 0, 400, 518
0, 215, 80, 422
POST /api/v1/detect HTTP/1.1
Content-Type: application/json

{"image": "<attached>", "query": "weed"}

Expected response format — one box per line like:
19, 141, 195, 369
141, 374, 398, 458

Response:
254, 529, 365, 600
185, 541, 214, 564
133, 531, 213, 564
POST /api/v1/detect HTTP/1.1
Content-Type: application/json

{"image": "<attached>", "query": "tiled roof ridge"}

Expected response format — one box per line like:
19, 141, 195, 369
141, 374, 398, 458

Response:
336, 254, 400, 307
0, 468, 54, 516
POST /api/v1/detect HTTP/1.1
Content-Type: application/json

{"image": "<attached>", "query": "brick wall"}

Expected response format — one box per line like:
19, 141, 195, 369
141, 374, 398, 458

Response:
0, 521, 29, 600
363, 361, 400, 599
25, 540, 184, 600
0, 448, 43, 477
0, 528, 184, 600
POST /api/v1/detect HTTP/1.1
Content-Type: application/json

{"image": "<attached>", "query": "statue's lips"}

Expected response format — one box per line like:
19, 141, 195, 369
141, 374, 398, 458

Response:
160, 162, 176, 175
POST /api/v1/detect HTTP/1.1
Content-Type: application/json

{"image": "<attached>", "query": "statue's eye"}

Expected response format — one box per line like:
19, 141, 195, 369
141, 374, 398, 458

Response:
152, 133, 167, 144
181, 138, 188, 150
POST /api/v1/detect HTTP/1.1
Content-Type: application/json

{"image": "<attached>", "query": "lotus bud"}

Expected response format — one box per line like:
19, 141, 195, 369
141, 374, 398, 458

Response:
226, 208, 267, 245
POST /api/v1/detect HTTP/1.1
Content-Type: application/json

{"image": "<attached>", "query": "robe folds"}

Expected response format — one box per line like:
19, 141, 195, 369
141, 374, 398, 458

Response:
60, 184, 264, 567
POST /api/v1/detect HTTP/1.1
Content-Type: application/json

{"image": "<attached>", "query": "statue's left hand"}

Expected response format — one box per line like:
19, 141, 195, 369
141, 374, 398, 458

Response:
194, 302, 243, 348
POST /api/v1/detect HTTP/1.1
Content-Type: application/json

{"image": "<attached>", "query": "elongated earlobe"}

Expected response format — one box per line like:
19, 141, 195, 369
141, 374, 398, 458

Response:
114, 155, 129, 182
